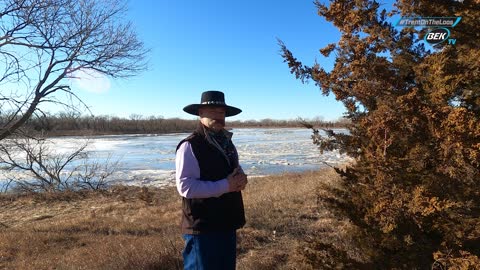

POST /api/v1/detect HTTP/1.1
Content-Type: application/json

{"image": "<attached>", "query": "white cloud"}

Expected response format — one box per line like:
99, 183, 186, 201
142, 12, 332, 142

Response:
70, 68, 111, 93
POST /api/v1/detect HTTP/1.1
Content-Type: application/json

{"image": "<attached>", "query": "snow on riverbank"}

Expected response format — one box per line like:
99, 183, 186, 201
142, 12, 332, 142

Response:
1, 128, 353, 188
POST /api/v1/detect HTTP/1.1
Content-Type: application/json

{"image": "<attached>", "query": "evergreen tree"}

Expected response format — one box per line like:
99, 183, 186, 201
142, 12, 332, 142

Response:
281, 0, 479, 268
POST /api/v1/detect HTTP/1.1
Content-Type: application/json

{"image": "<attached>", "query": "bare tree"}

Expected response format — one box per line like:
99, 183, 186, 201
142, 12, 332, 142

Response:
0, 176, 13, 193
0, 0, 148, 140
0, 136, 119, 192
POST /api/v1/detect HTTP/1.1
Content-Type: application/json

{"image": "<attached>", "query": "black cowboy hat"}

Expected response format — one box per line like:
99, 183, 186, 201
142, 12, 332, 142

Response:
183, 90, 242, 117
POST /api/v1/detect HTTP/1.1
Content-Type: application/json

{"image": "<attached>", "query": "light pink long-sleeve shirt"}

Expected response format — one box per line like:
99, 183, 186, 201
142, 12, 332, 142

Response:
175, 141, 230, 199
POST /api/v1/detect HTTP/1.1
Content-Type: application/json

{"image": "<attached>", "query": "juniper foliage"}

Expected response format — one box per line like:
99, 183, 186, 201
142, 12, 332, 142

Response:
281, 0, 479, 268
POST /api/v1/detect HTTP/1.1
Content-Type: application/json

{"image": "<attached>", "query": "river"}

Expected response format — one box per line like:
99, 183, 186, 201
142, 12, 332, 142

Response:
0, 128, 352, 188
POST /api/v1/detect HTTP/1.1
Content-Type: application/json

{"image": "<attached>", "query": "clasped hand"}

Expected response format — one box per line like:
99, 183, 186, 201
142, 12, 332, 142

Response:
227, 167, 248, 192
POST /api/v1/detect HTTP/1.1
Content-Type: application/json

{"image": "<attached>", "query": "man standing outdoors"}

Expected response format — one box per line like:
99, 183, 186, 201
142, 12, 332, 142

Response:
175, 90, 248, 270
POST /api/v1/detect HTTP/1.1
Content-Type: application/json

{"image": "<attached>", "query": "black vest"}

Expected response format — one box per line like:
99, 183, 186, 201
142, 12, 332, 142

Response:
176, 125, 246, 234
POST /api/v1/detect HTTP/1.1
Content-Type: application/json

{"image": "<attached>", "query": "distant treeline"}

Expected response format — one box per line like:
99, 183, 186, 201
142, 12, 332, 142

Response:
4, 113, 349, 136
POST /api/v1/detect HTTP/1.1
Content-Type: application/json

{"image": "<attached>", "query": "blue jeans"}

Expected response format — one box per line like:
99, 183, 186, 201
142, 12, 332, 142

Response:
182, 231, 237, 270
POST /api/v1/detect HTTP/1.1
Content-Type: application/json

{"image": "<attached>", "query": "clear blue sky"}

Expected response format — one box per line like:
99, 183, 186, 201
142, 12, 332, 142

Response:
69, 0, 393, 121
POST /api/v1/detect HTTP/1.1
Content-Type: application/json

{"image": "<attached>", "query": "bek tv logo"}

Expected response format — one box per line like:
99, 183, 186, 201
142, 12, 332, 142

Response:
424, 28, 453, 45
396, 17, 461, 45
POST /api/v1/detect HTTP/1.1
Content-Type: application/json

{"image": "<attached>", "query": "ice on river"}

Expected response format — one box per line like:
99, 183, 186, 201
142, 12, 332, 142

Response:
0, 128, 352, 188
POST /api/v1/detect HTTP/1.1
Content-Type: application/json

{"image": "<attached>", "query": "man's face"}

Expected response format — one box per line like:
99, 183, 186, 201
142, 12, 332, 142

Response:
199, 106, 226, 132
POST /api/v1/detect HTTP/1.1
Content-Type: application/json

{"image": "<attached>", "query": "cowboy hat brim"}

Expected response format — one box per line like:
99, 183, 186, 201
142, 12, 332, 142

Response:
183, 104, 242, 117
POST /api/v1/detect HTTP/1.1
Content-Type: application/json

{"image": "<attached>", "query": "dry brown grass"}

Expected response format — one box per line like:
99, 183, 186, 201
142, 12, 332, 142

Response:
0, 168, 367, 269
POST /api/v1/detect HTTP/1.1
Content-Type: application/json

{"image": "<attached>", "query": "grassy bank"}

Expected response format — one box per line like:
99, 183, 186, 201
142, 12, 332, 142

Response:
0, 168, 368, 269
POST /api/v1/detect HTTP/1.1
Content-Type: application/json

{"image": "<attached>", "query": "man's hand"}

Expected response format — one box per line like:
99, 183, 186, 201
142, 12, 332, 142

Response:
227, 167, 248, 192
